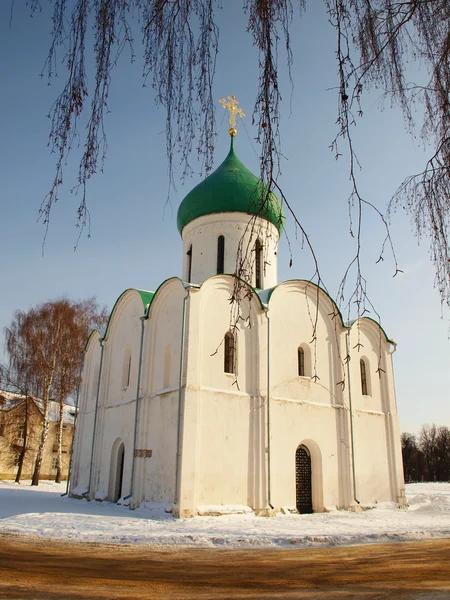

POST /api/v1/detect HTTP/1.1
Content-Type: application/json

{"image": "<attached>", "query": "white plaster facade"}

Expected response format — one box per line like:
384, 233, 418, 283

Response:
71, 152, 406, 518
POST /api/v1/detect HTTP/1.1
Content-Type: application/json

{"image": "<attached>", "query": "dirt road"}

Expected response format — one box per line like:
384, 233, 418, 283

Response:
0, 536, 449, 599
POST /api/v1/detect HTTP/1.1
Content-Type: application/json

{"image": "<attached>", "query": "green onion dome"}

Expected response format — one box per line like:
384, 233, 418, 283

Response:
177, 138, 284, 234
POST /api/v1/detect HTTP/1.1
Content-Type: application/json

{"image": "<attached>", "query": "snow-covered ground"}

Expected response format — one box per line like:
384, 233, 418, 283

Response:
0, 481, 449, 548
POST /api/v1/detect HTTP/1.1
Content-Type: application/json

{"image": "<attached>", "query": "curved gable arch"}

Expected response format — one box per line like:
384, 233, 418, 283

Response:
102, 288, 155, 342
266, 279, 346, 329
145, 277, 188, 322
347, 317, 394, 346
198, 273, 266, 313
83, 328, 101, 354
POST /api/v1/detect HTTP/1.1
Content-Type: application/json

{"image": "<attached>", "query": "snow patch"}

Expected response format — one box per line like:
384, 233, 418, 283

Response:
1, 481, 450, 548
197, 504, 253, 516
94, 490, 107, 501
70, 486, 88, 498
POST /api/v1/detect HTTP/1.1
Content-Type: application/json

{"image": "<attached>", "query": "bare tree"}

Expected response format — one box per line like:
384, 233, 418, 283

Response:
419, 423, 440, 481
3, 298, 108, 485
435, 425, 450, 481
51, 298, 108, 483
14, 0, 448, 319
402, 425, 450, 483
3, 313, 41, 483
401, 432, 420, 483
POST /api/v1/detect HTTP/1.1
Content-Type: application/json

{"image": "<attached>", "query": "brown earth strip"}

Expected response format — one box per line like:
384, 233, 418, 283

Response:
0, 535, 449, 599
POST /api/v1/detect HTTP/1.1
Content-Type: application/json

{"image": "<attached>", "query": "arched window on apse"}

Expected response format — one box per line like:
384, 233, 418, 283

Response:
186, 244, 193, 282
298, 347, 305, 376
217, 235, 225, 274
255, 239, 263, 289
224, 331, 236, 374
360, 358, 370, 396
297, 345, 311, 377
122, 347, 132, 389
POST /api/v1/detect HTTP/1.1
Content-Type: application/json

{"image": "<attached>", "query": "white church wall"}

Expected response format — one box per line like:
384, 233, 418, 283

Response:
262, 282, 355, 511
269, 400, 343, 510
96, 402, 136, 499
175, 277, 263, 516
181, 213, 279, 288
71, 330, 102, 494
122, 280, 188, 505
143, 278, 186, 396
100, 292, 144, 408
379, 343, 406, 504
345, 320, 405, 505
139, 391, 179, 503
79, 290, 148, 500
267, 282, 346, 408
193, 276, 259, 394
194, 389, 252, 507
352, 411, 392, 503
347, 322, 387, 414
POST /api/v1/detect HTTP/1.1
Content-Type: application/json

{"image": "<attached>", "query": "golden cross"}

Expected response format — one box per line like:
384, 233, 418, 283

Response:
219, 95, 245, 136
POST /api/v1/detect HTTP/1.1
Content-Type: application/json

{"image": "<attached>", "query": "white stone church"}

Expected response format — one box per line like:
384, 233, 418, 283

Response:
71, 127, 406, 517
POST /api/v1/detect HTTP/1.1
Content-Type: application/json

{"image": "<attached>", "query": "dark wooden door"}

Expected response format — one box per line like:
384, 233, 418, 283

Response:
296, 445, 313, 514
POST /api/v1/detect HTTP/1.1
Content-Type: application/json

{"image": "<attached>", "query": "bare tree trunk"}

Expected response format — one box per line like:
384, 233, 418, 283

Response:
55, 398, 64, 483
15, 396, 29, 483
32, 389, 49, 486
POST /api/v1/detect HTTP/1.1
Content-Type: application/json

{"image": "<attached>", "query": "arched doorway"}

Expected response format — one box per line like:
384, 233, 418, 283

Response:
295, 444, 313, 514
115, 442, 125, 502
109, 440, 125, 503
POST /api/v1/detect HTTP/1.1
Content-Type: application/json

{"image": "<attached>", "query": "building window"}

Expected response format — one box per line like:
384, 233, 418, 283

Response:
297, 345, 311, 377
217, 235, 225, 274
187, 244, 192, 282
224, 331, 236, 374
52, 458, 58, 470
255, 239, 263, 289
17, 425, 25, 443
298, 347, 305, 376
122, 348, 132, 389
0, 423, 4, 436
360, 358, 370, 396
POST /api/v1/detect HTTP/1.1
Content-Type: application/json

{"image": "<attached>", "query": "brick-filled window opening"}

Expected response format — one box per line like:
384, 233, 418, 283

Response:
224, 331, 236, 374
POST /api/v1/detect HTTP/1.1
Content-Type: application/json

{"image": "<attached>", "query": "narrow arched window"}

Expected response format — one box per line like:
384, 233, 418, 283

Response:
186, 245, 192, 282
122, 348, 132, 389
360, 359, 369, 396
255, 239, 262, 288
217, 235, 225, 274
297, 344, 311, 378
298, 347, 305, 376
224, 332, 236, 374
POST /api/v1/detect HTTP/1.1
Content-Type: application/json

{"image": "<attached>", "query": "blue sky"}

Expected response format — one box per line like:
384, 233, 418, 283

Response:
1, 1, 448, 433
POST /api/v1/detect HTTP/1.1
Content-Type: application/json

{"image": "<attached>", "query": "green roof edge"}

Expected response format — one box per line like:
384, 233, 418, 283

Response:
346, 317, 394, 344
